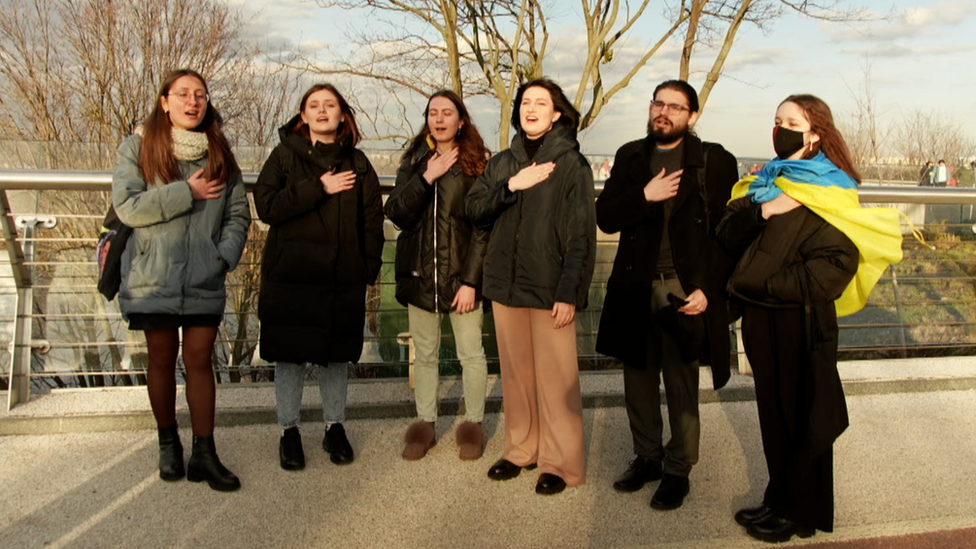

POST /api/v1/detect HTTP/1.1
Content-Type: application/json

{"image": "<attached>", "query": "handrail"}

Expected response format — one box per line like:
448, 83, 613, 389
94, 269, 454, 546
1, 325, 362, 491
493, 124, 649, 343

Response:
3, 169, 976, 203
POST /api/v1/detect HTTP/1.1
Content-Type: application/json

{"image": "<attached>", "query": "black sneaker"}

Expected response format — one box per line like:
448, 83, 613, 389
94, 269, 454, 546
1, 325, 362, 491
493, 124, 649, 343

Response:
323, 423, 354, 465
612, 456, 662, 492
279, 426, 305, 471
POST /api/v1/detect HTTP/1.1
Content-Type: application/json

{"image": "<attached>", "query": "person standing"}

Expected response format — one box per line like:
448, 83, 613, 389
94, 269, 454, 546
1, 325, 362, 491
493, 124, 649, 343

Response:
717, 94, 902, 543
466, 78, 596, 495
112, 69, 250, 492
254, 84, 385, 471
595, 80, 738, 510
934, 159, 949, 187
385, 90, 491, 461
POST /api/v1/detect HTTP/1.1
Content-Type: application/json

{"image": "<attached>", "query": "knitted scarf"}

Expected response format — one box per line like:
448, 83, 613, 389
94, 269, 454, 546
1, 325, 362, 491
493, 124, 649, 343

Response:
172, 127, 209, 162
729, 153, 904, 317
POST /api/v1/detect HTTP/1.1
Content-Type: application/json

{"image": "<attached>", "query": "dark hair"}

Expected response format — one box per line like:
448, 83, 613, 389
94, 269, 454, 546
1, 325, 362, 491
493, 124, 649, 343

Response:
401, 90, 490, 177
292, 83, 361, 146
510, 78, 580, 133
139, 69, 238, 186
653, 80, 700, 113
781, 94, 862, 183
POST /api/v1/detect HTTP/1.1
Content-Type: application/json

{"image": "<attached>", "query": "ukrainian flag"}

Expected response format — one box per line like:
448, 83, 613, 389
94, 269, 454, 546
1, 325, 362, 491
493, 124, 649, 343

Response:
730, 153, 903, 317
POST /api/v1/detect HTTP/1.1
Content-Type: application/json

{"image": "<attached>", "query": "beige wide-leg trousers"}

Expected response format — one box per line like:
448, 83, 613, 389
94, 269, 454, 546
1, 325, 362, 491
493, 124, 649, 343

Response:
493, 302, 585, 486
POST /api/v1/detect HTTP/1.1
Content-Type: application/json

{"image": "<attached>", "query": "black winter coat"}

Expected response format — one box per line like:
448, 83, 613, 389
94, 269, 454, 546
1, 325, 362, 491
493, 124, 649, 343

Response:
717, 198, 858, 456
594, 134, 738, 389
465, 126, 596, 310
254, 117, 385, 365
385, 142, 489, 312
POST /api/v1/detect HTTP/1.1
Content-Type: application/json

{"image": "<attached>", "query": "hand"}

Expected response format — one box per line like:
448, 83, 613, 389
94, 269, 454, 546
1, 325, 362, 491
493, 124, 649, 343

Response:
423, 148, 459, 184
761, 193, 802, 219
551, 302, 576, 329
643, 168, 682, 202
508, 162, 555, 192
678, 289, 708, 316
451, 285, 477, 314
321, 169, 356, 194
188, 168, 225, 200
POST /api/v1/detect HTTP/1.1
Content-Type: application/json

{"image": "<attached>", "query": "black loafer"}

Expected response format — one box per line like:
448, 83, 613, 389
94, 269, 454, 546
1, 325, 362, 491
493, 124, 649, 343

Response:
734, 504, 772, 527
746, 513, 816, 543
535, 473, 566, 495
612, 456, 662, 492
650, 473, 690, 510
323, 423, 354, 465
487, 458, 532, 481
279, 426, 305, 471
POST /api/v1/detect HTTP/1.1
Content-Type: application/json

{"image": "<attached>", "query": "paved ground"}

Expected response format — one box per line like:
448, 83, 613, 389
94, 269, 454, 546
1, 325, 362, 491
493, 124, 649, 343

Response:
1, 358, 975, 549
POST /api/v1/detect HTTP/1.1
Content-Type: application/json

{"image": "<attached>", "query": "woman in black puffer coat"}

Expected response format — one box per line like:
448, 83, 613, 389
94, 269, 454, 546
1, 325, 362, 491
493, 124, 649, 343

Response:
466, 78, 596, 494
254, 83, 384, 472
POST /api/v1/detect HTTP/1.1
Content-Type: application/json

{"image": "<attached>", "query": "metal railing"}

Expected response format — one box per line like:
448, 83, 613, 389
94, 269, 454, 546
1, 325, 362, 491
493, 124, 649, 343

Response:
3, 169, 976, 409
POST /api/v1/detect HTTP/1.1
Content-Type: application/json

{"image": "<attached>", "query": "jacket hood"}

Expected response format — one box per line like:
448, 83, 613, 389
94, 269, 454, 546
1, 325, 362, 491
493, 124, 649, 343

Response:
277, 113, 355, 171
510, 124, 580, 164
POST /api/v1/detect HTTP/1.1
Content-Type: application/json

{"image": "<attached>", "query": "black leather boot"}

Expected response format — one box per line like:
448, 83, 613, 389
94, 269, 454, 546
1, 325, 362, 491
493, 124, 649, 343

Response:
157, 424, 185, 481
187, 436, 241, 492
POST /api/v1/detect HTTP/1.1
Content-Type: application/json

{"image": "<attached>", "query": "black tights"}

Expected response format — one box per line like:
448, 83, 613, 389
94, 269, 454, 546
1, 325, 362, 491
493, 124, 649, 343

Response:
145, 327, 218, 437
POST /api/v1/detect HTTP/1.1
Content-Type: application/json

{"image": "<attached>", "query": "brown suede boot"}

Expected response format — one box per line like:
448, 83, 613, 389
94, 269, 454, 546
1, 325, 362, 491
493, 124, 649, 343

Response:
456, 421, 485, 461
402, 421, 436, 460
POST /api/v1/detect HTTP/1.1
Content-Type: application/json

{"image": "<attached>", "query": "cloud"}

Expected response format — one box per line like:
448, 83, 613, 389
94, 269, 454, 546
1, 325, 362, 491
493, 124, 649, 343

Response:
839, 42, 976, 59
828, 0, 976, 43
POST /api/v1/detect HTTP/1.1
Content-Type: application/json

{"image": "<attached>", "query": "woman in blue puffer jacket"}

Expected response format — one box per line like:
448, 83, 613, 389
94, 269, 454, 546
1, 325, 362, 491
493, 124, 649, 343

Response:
112, 69, 250, 492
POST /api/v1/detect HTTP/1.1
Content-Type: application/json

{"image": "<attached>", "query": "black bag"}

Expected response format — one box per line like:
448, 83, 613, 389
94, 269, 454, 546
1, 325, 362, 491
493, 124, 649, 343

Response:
96, 205, 132, 301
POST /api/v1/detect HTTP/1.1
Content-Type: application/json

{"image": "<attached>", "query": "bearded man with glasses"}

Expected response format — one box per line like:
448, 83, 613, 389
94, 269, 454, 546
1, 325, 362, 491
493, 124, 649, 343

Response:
595, 79, 739, 511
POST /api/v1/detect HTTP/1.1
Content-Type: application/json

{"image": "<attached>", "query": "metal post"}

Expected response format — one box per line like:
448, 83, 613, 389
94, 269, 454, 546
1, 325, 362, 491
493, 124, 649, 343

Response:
2, 192, 56, 409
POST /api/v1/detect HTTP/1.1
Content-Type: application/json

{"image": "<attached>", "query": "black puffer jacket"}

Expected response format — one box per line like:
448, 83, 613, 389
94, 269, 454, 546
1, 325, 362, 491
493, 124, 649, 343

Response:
385, 141, 489, 312
465, 125, 596, 309
254, 116, 384, 365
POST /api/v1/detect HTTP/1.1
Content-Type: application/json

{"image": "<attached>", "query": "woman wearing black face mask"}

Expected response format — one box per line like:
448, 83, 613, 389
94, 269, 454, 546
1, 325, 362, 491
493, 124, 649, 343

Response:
716, 95, 902, 543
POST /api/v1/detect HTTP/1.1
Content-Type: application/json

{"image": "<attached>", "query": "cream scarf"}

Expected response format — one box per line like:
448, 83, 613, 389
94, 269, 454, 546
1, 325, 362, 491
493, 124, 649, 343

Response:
172, 127, 209, 162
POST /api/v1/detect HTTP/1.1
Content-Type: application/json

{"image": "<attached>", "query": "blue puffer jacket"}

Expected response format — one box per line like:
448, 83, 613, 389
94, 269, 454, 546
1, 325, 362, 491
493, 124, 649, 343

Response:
111, 135, 251, 319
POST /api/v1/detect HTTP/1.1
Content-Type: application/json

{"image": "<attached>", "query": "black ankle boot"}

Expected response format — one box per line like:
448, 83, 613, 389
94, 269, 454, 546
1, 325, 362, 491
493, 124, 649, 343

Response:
157, 424, 185, 481
187, 436, 241, 492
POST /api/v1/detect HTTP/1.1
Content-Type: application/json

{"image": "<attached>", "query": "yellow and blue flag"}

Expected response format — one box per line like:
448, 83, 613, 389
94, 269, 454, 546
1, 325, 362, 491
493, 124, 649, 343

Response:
729, 153, 903, 317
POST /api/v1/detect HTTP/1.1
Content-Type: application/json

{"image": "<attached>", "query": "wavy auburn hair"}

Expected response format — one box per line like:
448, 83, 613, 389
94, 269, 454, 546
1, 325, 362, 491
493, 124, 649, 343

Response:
782, 94, 862, 184
402, 90, 490, 177
291, 83, 361, 146
139, 69, 238, 186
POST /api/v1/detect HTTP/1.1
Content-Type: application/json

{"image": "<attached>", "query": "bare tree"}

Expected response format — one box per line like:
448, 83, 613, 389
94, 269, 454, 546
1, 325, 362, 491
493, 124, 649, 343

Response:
310, 0, 869, 149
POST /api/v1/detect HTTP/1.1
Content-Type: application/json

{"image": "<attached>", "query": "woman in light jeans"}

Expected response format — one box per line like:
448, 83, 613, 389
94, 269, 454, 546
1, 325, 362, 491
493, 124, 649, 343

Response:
385, 90, 491, 460
254, 83, 384, 471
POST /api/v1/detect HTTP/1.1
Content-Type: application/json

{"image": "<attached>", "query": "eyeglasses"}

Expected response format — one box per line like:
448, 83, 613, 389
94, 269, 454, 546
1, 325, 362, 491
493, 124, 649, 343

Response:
650, 101, 690, 114
168, 91, 209, 104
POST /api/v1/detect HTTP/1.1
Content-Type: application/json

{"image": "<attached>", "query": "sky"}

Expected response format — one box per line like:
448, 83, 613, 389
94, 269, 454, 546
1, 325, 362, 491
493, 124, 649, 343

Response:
233, 0, 976, 160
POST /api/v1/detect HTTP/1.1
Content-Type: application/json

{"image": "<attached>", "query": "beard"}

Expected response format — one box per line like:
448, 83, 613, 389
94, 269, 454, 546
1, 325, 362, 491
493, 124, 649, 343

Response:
646, 115, 688, 144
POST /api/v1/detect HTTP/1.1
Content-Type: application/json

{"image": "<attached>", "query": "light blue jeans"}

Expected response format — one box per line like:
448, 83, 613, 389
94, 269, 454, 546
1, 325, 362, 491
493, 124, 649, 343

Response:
275, 362, 349, 428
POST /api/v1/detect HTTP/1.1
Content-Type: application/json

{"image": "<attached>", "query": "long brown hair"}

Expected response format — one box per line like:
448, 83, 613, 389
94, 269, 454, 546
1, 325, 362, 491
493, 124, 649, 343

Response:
291, 83, 361, 146
782, 94, 862, 183
139, 69, 238, 186
402, 90, 490, 177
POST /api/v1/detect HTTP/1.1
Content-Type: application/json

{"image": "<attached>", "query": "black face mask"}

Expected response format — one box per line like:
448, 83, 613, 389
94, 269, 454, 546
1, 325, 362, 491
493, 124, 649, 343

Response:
773, 126, 806, 159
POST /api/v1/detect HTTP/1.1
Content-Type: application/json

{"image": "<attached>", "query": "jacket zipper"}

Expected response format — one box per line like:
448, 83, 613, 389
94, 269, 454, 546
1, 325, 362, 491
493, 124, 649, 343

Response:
432, 175, 439, 313
509, 185, 523, 304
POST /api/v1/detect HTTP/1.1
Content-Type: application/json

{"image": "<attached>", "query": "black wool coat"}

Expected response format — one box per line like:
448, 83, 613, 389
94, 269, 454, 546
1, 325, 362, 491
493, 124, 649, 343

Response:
254, 117, 385, 365
465, 125, 596, 310
594, 133, 738, 389
385, 141, 489, 312
717, 198, 859, 457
